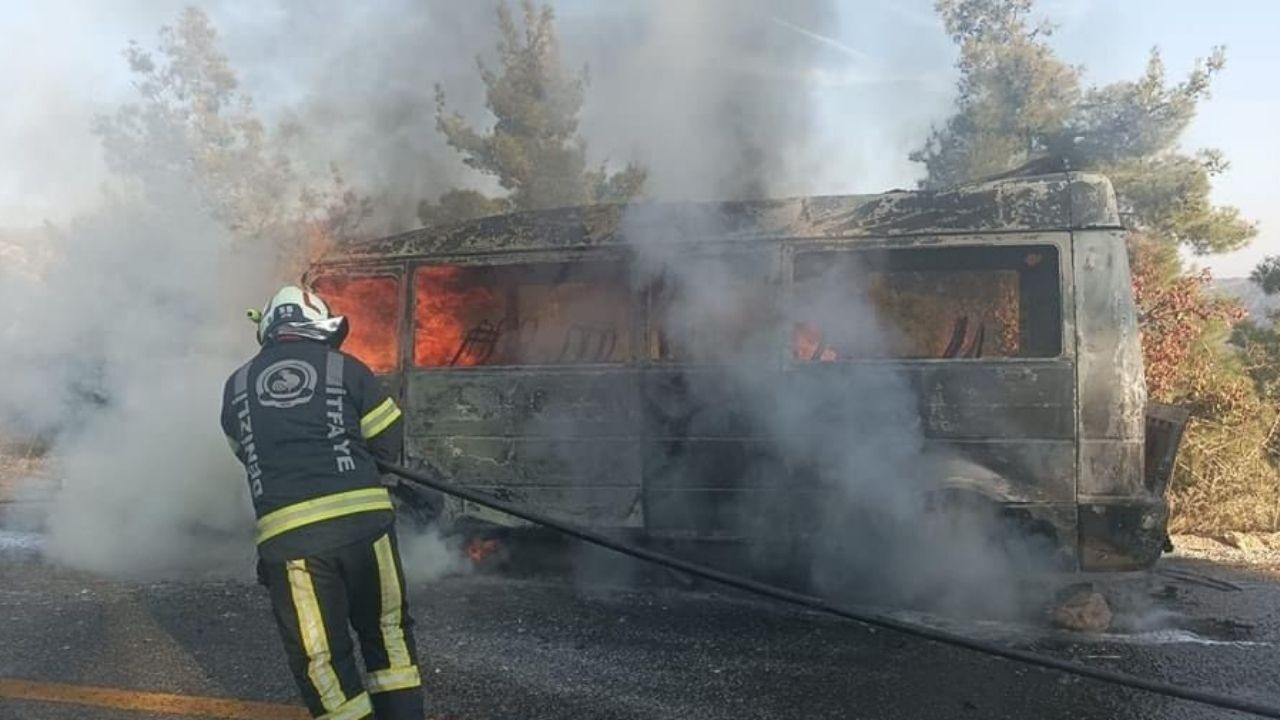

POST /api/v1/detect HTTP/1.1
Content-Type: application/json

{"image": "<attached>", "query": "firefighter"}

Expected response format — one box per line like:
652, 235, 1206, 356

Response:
220, 285, 423, 720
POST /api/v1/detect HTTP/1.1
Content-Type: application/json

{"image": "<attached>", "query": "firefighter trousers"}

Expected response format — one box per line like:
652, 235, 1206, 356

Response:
262, 531, 424, 720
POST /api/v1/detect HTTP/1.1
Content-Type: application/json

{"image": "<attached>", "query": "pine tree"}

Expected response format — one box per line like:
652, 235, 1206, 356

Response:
1252, 256, 1280, 296
917, 0, 1274, 531
915, 0, 1255, 255
422, 0, 646, 226
95, 8, 370, 254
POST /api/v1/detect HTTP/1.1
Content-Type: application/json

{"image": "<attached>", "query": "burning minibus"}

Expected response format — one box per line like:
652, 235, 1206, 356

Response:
309, 172, 1186, 573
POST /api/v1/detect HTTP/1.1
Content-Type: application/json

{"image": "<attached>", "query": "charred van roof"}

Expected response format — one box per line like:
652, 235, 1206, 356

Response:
323, 172, 1120, 262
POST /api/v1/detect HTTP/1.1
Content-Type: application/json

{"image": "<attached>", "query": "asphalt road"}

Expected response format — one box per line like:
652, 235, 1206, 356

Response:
2, 532, 1280, 720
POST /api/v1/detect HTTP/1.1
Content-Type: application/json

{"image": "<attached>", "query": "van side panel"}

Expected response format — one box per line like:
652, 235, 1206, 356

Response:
402, 369, 645, 528
1072, 229, 1164, 570
640, 363, 1078, 542
1072, 229, 1146, 496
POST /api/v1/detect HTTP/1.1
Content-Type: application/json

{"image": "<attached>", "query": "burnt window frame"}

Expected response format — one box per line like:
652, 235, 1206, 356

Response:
309, 263, 410, 376
404, 249, 641, 372
638, 246, 783, 368
784, 236, 1070, 365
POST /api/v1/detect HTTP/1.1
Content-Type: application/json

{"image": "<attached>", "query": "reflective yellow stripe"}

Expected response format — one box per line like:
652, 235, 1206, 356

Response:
361, 398, 396, 426
317, 692, 372, 720
373, 535, 413, 672
360, 398, 402, 439
257, 489, 393, 544
286, 560, 347, 714
366, 666, 421, 694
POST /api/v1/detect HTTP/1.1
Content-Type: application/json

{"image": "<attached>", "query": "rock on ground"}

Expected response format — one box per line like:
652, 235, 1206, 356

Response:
1049, 584, 1112, 633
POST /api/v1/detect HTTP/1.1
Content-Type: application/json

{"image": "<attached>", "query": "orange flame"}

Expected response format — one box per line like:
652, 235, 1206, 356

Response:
465, 538, 500, 563
312, 275, 402, 374
791, 322, 838, 362
413, 266, 501, 367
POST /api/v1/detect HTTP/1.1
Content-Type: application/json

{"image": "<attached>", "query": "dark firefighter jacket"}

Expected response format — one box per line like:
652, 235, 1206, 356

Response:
220, 338, 404, 562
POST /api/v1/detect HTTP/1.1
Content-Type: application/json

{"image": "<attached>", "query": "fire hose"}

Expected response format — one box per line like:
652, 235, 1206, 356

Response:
379, 460, 1280, 718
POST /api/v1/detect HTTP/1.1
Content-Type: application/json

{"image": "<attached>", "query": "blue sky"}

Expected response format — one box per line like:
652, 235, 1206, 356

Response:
2, 0, 1277, 277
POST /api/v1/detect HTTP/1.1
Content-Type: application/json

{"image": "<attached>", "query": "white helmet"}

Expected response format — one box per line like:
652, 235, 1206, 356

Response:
248, 285, 349, 347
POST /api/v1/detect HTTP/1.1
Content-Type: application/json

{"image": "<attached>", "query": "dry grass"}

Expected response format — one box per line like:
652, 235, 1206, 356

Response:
1168, 414, 1280, 533
1170, 532, 1280, 567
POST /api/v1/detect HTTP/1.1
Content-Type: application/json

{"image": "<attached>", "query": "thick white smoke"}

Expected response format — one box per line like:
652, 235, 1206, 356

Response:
254, 1, 501, 233
397, 528, 468, 588
604, 2, 1053, 616
0, 185, 274, 577
0, 1, 1045, 606
571, 1, 841, 201
620, 205, 1052, 617
2, 1, 943, 242
0, 3, 470, 578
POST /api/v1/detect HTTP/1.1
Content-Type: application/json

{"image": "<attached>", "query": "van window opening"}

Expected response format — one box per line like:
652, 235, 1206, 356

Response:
413, 262, 631, 367
791, 245, 1062, 362
311, 274, 403, 374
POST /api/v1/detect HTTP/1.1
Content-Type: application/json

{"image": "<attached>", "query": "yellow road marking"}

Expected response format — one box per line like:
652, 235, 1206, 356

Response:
0, 678, 310, 719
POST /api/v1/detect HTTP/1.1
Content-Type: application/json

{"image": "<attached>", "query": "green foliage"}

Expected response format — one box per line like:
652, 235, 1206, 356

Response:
425, 0, 645, 224
1106, 152, 1254, 255
94, 8, 370, 256
912, 0, 1080, 186
1070, 49, 1256, 254
922, 0, 1272, 531
916, 1, 1255, 255
1253, 256, 1280, 296
1065, 48, 1221, 165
